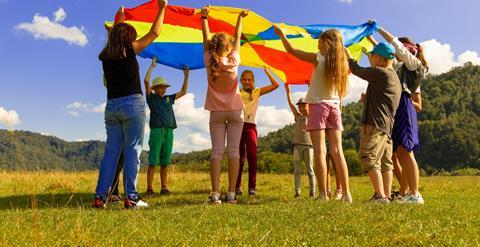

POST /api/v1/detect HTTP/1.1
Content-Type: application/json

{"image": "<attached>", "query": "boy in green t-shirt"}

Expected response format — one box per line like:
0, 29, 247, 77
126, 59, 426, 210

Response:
144, 58, 189, 196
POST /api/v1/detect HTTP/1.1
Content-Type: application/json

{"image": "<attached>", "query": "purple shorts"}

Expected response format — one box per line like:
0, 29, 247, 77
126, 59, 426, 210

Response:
307, 102, 343, 131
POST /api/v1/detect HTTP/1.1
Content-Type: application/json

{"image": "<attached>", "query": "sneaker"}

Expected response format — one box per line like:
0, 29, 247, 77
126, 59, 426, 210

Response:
341, 193, 353, 203
109, 194, 122, 204
209, 193, 222, 205
224, 192, 237, 204
235, 188, 243, 195
402, 193, 425, 204
124, 196, 149, 209
390, 191, 405, 202
369, 194, 390, 204
334, 192, 343, 201
146, 188, 154, 198
309, 191, 315, 198
248, 189, 256, 197
317, 192, 330, 201
294, 193, 301, 198
92, 196, 106, 209
160, 188, 171, 196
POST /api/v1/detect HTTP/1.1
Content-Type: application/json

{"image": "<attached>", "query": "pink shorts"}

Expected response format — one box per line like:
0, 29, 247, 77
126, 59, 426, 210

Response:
307, 102, 343, 131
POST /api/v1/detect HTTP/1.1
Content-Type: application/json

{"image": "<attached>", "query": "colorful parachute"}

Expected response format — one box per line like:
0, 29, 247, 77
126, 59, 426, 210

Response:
110, 1, 377, 84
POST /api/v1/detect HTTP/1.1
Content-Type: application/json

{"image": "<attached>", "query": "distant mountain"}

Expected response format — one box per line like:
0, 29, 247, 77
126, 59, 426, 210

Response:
0, 130, 148, 170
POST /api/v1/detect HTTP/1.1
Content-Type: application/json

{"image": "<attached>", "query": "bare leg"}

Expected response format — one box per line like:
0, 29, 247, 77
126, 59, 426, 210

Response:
160, 166, 168, 189
398, 145, 420, 195
147, 166, 155, 190
382, 170, 393, 198
309, 130, 328, 197
368, 170, 385, 198
393, 152, 409, 194
326, 130, 350, 195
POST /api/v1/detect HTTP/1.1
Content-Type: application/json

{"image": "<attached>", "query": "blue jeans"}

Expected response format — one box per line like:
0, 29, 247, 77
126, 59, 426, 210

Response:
95, 94, 145, 201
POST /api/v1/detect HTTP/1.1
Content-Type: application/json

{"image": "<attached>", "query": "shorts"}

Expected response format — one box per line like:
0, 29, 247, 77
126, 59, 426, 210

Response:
148, 127, 174, 167
359, 124, 393, 173
307, 102, 343, 131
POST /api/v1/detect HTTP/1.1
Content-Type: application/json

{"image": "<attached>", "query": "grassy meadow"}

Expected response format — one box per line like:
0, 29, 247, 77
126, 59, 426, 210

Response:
0, 170, 478, 246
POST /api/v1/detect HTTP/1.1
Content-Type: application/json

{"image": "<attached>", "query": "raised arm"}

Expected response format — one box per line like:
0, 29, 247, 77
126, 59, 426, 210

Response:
176, 65, 189, 99
284, 84, 300, 117
260, 68, 280, 96
201, 6, 211, 52
132, 0, 168, 54
104, 6, 125, 34
376, 23, 422, 71
274, 25, 317, 66
232, 10, 249, 52
346, 47, 376, 81
144, 57, 157, 97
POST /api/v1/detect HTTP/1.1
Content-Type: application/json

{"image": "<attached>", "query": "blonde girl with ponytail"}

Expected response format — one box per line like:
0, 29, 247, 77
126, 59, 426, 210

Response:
201, 6, 249, 204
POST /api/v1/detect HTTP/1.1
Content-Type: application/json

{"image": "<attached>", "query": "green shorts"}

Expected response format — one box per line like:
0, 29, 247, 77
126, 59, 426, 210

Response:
148, 127, 174, 167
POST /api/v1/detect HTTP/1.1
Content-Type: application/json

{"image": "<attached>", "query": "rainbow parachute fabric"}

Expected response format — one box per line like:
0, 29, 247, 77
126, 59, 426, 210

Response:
111, 1, 377, 84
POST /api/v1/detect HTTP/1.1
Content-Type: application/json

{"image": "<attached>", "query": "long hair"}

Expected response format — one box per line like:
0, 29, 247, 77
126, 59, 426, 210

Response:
99, 23, 137, 61
319, 29, 349, 106
399, 37, 429, 72
209, 33, 233, 82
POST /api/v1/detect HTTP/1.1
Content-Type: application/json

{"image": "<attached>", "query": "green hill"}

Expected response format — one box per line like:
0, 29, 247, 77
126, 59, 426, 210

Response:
1, 63, 479, 173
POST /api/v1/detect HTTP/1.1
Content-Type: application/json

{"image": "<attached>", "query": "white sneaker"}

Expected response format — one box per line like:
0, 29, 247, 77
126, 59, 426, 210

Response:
134, 199, 149, 209
124, 197, 149, 209
403, 193, 425, 204
369, 194, 390, 204
224, 192, 237, 204
341, 193, 353, 203
335, 192, 343, 201
317, 192, 330, 201
209, 193, 222, 205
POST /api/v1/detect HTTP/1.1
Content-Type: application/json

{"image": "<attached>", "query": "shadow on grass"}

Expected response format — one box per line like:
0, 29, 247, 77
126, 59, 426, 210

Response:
0, 193, 94, 210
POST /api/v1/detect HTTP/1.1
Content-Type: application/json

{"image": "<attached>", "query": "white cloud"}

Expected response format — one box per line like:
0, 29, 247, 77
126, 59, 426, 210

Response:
67, 111, 79, 117
173, 93, 210, 134
292, 91, 307, 104
337, 0, 352, 4
65, 101, 105, 116
91, 102, 106, 113
0, 107, 21, 130
15, 7, 88, 46
345, 74, 368, 104
172, 130, 211, 153
256, 106, 294, 136
458, 51, 480, 65
188, 132, 210, 146
53, 8, 66, 22
420, 39, 480, 74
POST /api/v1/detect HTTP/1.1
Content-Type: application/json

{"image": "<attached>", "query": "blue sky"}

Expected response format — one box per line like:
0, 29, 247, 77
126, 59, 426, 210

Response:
0, 0, 479, 152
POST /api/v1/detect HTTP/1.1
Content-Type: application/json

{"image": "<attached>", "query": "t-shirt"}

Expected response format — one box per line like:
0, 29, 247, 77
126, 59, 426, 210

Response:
204, 50, 244, 111
101, 47, 142, 100
306, 53, 340, 104
240, 88, 261, 124
349, 59, 402, 136
293, 114, 312, 146
146, 93, 177, 129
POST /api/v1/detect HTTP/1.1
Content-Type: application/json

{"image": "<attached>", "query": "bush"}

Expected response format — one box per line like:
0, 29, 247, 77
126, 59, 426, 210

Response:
344, 149, 363, 176
450, 168, 480, 176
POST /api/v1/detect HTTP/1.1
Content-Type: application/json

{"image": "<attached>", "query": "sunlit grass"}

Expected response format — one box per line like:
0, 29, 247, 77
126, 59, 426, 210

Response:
0, 170, 478, 246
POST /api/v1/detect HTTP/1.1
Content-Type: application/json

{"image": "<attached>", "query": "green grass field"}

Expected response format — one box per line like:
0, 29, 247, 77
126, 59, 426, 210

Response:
0, 170, 478, 246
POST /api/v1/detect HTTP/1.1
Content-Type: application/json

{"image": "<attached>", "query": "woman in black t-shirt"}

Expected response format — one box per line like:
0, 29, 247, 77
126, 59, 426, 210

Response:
93, 0, 168, 209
